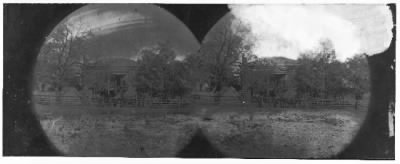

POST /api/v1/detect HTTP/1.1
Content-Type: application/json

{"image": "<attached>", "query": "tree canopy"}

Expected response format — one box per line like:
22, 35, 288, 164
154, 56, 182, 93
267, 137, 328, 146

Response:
135, 43, 191, 99
35, 22, 93, 92
294, 40, 369, 99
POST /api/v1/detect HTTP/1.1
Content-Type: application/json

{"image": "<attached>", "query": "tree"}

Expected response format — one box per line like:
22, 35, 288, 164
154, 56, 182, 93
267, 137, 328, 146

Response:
293, 53, 323, 98
325, 60, 349, 99
230, 20, 257, 92
293, 40, 349, 99
345, 54, 370, 108
35, 22, 93, 99
184, 52, 213, 91
135, 43, 190, 99
233, 43, 258, 97
194, 14, 253, 102
166, 61, 191, 98
292, 39, 372, 105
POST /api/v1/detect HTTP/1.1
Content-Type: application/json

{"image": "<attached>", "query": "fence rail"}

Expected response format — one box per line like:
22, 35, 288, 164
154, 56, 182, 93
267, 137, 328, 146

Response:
32, 94, 355, 108
33, 95, 190, 107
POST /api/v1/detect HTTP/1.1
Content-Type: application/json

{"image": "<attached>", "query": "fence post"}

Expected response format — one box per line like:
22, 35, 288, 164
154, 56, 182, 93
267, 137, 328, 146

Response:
135, 95, 138, 107
354, 99, 359, 110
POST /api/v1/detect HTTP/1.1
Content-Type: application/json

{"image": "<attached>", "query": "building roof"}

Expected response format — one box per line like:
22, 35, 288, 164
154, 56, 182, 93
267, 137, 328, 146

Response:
250, 57, 298, 75
85, 58, 137, 73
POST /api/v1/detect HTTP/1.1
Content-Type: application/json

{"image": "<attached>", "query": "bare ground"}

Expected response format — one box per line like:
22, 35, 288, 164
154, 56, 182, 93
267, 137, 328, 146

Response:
34, 104, 367, 158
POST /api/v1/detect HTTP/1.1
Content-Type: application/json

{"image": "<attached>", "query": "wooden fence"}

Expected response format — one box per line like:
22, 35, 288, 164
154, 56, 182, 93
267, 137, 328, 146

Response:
34, 95, 82, 105
33, 94, 355, 108
32, 95, 190, 107
252, 97, 354, 108
191, 95, 244, 105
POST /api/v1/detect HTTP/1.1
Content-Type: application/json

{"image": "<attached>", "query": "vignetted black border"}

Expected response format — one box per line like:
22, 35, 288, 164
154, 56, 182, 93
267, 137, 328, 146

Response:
3, 4, 396, 159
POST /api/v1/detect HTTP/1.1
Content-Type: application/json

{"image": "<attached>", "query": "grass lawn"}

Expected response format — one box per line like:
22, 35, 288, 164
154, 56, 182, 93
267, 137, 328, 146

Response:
33, 103, 368, 158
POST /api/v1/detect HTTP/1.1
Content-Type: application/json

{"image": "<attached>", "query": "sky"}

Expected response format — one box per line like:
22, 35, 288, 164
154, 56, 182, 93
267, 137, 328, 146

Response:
59, 4, 200, 61
54, 4, 393, 62
228, 4, 393, 62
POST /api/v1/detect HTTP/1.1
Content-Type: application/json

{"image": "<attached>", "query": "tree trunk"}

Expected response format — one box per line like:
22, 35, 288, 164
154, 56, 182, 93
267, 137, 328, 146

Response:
214, 75, 223, 104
